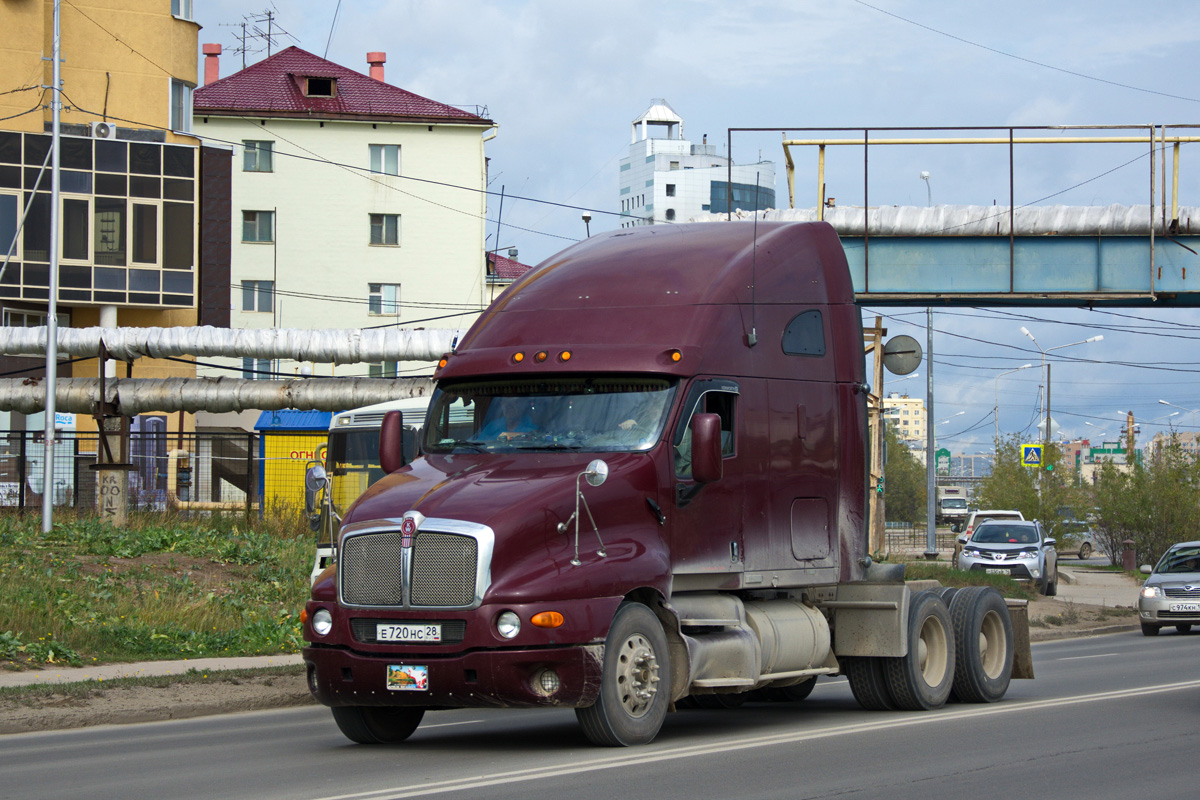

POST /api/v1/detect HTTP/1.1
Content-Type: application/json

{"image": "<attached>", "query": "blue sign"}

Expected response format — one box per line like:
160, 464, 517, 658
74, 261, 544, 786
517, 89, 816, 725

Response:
1021, 444, 1042, 467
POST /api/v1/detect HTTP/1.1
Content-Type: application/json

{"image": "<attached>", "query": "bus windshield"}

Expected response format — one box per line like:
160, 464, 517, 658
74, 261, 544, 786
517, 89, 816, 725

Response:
424, 377, 677, 454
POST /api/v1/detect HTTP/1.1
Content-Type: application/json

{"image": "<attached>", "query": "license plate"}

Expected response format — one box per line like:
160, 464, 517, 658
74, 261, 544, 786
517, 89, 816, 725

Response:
1169, 602, 1200, 613
377, 623, 442, 643
387, 665, 429, 692
986, 568, 1009, 575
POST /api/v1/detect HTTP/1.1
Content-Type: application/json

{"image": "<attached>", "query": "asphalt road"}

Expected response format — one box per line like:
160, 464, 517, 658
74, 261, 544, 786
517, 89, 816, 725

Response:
3, 630, 1197, 800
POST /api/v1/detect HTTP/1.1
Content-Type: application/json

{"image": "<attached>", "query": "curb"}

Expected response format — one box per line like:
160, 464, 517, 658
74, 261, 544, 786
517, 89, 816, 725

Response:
1029, 623, 1138, 642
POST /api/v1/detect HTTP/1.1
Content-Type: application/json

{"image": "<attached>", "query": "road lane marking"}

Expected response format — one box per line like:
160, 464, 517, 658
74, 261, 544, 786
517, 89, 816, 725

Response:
1057, 653, 1118, 661
305, 678, 1200, 800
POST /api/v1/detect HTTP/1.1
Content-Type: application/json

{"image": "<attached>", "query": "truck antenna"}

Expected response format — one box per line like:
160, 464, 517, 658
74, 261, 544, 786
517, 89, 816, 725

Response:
747, 173, 760, 347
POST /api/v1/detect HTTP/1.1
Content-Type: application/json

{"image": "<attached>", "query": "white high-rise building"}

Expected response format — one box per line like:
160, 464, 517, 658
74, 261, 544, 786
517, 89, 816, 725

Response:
618, 99, 775, 227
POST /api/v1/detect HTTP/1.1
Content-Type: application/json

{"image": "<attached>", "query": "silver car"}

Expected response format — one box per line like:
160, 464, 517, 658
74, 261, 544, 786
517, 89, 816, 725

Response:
957, 520, 1059, 595
1138, 541, 1200, 636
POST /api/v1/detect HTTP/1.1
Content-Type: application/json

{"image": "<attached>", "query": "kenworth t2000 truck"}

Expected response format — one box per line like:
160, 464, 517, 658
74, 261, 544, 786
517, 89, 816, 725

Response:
301, 221, 1031, 747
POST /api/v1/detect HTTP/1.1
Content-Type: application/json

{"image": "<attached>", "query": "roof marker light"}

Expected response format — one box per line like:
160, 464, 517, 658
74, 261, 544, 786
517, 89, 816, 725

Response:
669, 349, 682, 362
559, 350, 572, 362
512, 352, 525, 363
535, 351, 548, 363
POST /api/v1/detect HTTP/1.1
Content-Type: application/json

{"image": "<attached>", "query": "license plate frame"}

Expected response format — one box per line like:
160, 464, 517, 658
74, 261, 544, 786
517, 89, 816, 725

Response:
377, 623, 442, 643
985, 568, 1009, 575
1169, 602, 1200, 613
386, 665, 429, 692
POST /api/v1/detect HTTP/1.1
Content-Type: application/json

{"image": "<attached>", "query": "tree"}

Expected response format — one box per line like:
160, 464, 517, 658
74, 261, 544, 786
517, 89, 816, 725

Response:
975, 435, 1089, 536
1093, 435, 1200, 567
883, 423, 926, 523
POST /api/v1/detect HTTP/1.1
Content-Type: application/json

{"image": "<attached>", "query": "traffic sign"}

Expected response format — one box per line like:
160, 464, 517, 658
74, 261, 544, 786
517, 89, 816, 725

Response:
935, 447, 951, 476
1021, 444, 1042, 467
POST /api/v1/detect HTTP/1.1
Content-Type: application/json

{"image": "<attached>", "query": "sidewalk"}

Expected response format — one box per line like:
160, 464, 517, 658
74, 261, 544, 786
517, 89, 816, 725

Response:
0, 654, 303, 689
1, 565, 1142, 690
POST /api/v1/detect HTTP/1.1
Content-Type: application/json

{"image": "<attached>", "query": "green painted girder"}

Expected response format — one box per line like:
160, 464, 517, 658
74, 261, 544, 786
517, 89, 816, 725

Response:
842, 235, 1200, 306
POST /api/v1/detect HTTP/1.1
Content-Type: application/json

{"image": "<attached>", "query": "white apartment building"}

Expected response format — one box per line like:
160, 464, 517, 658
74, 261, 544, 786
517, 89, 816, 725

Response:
883, 392, 927, 443
618, 99, 774, 227
193, 46, 495, 405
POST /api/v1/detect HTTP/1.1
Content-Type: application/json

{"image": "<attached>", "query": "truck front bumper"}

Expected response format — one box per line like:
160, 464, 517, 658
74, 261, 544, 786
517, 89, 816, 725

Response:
303, 643, 604, 709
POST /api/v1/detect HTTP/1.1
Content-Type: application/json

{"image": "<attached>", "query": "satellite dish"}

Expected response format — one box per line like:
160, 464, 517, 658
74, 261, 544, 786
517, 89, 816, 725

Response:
883, 335, 922, 376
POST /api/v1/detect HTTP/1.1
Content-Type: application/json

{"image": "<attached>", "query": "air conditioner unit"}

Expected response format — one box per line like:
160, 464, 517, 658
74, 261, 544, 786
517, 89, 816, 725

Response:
91, 121, 117, 140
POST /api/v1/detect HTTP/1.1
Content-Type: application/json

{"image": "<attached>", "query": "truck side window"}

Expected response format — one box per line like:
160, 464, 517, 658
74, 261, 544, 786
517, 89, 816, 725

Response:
781, 310, 825, 356
674, 390, 736, 478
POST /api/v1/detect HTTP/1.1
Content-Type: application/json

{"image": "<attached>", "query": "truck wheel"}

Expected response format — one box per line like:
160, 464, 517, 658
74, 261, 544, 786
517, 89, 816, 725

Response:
843, 657, 895, 711
1078, 543, 1092, 560
330, 706, 425, 744
948, 587, 1013, 703
576, 602, 669, 746
884, 591, 955, 710
1141, 622, 1160, 636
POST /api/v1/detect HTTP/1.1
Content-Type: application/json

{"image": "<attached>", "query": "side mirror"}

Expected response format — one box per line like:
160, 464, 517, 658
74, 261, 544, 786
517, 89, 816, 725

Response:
1140, 564, 1152, 574
304, 461, 328, 494
1043, 538, 1056, 548
380, 410, 405, 474
690, 413, 723, 484
956, 535, 968, 545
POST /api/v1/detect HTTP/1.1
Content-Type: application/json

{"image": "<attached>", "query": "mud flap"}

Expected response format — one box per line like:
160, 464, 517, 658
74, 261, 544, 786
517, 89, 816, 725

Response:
1006, 599, 1035, 679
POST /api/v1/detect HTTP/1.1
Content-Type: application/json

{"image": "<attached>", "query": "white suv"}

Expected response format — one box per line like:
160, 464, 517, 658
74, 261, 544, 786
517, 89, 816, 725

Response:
952, 509, 1025, 566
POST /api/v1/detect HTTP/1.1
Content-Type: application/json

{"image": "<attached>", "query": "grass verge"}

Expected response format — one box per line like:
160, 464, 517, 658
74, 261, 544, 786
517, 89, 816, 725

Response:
0, 511, 312, 670
0, 665, 305, 706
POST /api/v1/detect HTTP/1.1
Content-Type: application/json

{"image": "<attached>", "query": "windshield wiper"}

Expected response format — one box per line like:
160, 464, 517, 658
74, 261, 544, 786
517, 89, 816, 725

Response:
511, 442, 584, 451
443, 439, 488, 452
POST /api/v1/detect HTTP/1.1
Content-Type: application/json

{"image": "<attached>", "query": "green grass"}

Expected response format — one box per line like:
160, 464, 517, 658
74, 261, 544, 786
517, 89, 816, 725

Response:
901, 560, 1040, 602
0, 512, 312, 669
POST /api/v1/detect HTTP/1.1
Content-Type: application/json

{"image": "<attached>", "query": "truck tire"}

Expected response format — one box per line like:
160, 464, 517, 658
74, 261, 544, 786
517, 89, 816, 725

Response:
883, 591, 955, 711
576, 602, 670, 746
844, 657, 895, 711
947, 587, 1013, 703
330, 706, 425, 744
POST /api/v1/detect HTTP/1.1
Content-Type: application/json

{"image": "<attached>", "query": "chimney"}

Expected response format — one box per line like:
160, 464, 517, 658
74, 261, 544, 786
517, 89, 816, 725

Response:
367, 52, 386, 82
202, 43, 221, 86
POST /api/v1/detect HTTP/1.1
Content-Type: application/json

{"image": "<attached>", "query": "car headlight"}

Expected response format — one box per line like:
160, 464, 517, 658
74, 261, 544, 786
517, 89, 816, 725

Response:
1018, 551, 1038, 560
1141, 586, 1160, 599
964, 548, 981, 558
496, 610, 521, 639
312, 607, 333, 636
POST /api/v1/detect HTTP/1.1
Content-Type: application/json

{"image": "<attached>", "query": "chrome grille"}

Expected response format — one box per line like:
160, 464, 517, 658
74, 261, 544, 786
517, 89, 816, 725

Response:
1164, 586, 1200, 599
341, 531, 404, 606
411, 532, 478, 606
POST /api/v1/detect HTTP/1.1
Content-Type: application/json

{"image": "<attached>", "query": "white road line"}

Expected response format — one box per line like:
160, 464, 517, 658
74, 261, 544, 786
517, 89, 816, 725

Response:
1058, 653, 1118, 661
420, 719, 485, 730
306, 678, 1200, 800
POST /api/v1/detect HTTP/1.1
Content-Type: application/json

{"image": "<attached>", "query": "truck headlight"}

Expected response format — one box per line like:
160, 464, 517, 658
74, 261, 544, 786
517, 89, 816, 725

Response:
497, 610, 521, 639
312, 607, 333, 636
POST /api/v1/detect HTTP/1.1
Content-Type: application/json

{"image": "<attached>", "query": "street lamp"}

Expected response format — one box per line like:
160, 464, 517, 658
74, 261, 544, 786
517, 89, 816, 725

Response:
582, 213, 592, 238
936, 411, 965, 427
920, 171, 931, 207
1159, 399, 1200, 429
994, 363, 1034, 442
1019, 327, 1103, 449
1083, 421, 1108, 440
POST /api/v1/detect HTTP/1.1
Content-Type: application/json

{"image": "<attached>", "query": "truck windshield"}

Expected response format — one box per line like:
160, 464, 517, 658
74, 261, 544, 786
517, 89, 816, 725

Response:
424, 377, 677, 454
942, 499, 967, 509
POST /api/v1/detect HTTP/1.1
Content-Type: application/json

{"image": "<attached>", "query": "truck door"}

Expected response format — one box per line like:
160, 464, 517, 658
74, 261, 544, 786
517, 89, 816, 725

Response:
668, 379, 744, 588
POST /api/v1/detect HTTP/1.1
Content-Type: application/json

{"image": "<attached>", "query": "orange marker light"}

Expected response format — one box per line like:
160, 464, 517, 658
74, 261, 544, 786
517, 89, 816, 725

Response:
535, 351, 548, 362
669, 349, 682, 362
512, 352, 525, 363
559, 350, 572, 362
300, 608, 309, 624
437, 356, 449, 369
531, 611, 564, 628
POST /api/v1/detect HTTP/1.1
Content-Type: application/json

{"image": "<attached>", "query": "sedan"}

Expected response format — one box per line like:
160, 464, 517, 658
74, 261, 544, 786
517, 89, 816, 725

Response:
958, 520, 1058, 595
1138, 541, 1200, 636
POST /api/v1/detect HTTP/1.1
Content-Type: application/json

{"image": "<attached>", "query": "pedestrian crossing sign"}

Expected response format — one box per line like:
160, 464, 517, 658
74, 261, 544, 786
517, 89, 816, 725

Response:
1021, 444, 1043, 467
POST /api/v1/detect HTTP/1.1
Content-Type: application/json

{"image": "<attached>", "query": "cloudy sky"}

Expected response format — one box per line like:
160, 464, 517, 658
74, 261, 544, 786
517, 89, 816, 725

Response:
194, 0, 1200, 452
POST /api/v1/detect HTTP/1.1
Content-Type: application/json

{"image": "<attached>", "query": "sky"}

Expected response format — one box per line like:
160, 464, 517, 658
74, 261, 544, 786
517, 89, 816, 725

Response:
193, 0, 1200, 454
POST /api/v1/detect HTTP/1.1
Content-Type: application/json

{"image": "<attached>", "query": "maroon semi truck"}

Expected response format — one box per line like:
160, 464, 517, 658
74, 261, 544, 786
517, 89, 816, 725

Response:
301, 221, 1031, 747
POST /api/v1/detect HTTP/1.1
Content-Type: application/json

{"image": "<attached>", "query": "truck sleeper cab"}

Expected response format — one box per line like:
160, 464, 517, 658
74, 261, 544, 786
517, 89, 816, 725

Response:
302, 221, 1030, 747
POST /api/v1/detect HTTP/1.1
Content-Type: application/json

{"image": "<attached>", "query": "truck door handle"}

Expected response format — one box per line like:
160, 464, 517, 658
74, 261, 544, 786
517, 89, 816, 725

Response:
796, 404, 808, 440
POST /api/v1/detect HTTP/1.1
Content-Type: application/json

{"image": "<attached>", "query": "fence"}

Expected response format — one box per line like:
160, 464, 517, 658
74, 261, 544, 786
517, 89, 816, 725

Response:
883, 522, 958, 553
0, 429, 323, 519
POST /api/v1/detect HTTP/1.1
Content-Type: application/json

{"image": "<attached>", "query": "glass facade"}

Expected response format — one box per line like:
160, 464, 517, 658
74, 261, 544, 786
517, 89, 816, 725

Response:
709, 181, 776, 215
0, 131, 196, 307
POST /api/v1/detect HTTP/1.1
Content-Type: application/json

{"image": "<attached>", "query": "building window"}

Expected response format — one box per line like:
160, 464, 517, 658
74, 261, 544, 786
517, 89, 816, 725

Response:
665, 208, 675, 221
368, 283, 400, 315
170, 80, 193, 133
241, 280, 274, 312
305, 77, 336, 97
242, 210, 274, 243
666, 184, 676, 197
369, 144, 399, 175
3, 309, 47, 327
369, 213, 399, 245
243, 141, 273, 172
242, 357, 271, 380
669, 160, 680, 170
369, 361, 399, 378
171, 0, 193, 19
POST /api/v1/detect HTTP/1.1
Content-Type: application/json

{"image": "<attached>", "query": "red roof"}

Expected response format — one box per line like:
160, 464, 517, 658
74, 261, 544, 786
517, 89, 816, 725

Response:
195, 46, 490, 125
487, 251, 533, 281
